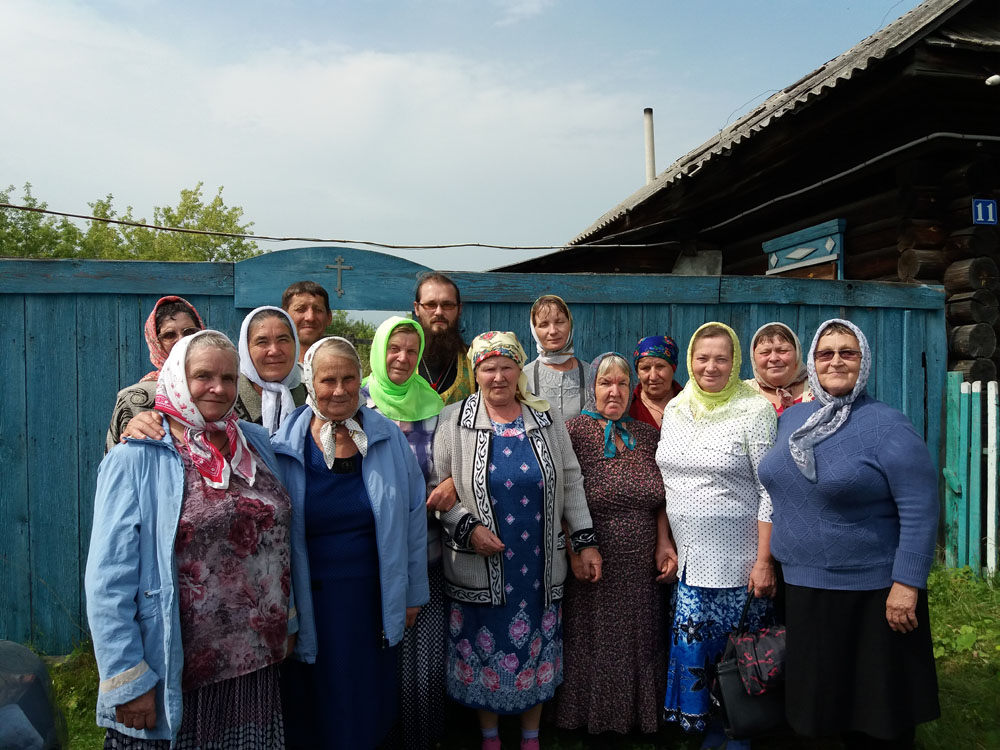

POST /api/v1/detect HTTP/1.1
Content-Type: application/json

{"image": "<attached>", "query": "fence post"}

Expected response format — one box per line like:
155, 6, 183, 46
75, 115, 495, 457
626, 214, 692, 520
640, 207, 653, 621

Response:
987, 381, 999, 576
944, 372, 963, 567
970, 382, 983, 574
958, 381, 972, 567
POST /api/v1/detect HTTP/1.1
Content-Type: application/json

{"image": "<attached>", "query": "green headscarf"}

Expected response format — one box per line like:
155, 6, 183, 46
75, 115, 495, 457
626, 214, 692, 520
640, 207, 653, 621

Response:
673, 321, 759, 420
363, 316, 444, 422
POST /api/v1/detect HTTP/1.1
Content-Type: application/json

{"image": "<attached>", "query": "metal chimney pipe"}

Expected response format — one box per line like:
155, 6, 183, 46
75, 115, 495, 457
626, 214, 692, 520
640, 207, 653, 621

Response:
643, 108, 656, 185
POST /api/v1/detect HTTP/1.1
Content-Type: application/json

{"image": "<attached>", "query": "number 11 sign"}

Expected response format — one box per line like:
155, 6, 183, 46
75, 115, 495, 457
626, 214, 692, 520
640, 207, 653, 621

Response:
973, 198, 997, 225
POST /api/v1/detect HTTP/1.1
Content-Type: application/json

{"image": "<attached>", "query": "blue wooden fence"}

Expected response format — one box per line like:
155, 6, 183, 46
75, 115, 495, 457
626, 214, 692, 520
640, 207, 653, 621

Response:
0, 247, 946, 652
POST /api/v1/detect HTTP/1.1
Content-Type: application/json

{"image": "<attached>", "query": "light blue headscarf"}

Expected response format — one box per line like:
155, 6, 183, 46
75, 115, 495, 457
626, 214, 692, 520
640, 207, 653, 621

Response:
788, 318, 871, 482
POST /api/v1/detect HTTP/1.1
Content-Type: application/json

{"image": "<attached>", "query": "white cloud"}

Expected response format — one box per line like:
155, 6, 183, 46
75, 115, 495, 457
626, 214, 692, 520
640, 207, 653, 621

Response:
493, 0, 557, 26
0, 1, 646, 269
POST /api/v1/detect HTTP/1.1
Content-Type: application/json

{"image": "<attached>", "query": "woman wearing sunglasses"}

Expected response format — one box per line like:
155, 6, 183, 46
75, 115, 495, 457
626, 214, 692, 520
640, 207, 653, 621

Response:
759, 319, 939, 749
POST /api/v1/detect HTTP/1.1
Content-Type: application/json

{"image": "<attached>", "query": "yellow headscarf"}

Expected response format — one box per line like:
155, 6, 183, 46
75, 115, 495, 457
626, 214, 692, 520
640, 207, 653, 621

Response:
467, 331, 550, 412
673, 322, 759, 420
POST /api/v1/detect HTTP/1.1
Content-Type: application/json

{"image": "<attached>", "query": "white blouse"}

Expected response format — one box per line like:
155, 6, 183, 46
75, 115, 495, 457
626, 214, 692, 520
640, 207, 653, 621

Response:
655, 394, 776, 588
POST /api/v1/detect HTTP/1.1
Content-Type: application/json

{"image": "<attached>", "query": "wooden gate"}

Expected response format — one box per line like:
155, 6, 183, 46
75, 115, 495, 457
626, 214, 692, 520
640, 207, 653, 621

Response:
0, 247, 946, 652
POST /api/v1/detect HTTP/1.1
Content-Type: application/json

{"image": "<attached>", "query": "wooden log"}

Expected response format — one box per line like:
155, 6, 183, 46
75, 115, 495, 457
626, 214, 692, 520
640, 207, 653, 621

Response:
898, 249, 949, 281
947, 290, 1000, 326
951, 359, 998, 383
949, 323, 997, 358
945, 226, 1000, 259
845, 246, 900, 280
943, 257, 1000, 294
897, 221, 948, 252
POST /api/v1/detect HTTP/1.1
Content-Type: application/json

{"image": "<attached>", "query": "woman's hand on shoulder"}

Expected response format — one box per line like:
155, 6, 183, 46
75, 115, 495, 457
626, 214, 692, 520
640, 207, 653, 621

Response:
121, 411, 166, 441
748, 558, 776, 598
426, 476, 458, 512
116, 688, 157, 730
469, 525, 505, 556
886, 582, 919, 633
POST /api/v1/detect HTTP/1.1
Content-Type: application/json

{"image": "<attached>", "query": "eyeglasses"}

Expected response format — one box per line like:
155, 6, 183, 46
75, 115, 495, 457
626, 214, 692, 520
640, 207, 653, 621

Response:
157, 327, 201, 344
417, 301, 458, 312
814, 349, 861, 362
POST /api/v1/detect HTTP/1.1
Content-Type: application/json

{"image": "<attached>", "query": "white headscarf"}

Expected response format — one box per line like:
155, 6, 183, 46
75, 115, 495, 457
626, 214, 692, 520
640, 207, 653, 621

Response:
238, 306, 301, 435
154, 330, 256, 489
529, 295, 577, 366
303, 337, 368, 468
788, 318, 871, 482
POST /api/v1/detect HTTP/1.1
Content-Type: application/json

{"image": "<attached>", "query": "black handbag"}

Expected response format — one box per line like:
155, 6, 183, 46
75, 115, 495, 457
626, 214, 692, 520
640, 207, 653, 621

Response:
711, 589, 786, 740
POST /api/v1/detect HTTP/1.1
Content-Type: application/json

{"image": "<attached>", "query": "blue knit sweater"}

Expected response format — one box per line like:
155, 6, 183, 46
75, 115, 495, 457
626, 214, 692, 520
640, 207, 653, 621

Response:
758, 394, 938, 591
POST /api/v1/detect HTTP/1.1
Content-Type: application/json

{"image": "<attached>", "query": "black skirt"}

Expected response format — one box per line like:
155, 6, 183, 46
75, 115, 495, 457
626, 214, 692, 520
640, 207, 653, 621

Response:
784, 584, 939, 741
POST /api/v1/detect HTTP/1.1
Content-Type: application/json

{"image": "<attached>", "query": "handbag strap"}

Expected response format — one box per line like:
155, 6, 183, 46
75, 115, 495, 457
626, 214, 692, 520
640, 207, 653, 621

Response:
735, 586, 755, 635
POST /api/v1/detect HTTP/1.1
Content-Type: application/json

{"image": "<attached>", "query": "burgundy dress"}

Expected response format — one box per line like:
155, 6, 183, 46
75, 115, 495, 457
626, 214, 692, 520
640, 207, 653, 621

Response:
554, 416, 668, 734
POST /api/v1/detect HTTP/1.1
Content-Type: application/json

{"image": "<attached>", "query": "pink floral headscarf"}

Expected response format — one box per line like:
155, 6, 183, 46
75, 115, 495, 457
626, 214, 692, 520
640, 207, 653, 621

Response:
140, 296, 206, 382
154, 330, 256, 489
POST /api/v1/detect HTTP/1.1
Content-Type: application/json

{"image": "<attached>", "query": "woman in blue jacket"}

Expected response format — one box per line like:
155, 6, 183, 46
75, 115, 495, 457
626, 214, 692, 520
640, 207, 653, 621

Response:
85, 330, 295, 749
271, 336, 429, 749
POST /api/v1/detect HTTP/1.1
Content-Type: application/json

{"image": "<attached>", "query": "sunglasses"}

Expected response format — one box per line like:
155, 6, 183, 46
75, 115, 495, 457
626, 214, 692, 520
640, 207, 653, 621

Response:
814, 349, 861, 362
157, 327, 201, 344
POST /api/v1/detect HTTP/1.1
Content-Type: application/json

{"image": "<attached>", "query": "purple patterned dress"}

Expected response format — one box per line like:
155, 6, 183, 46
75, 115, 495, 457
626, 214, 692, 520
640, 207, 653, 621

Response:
445, 416, 563, 714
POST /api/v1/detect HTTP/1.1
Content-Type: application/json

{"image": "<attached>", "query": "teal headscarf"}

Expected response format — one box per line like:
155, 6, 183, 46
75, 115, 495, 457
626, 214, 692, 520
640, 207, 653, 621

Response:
363, 316, 444, 422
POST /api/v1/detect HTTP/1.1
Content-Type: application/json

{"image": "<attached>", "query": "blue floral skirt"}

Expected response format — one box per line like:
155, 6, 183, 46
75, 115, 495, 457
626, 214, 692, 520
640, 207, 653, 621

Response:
663, 579, 773, 732
446, 598, 563, 715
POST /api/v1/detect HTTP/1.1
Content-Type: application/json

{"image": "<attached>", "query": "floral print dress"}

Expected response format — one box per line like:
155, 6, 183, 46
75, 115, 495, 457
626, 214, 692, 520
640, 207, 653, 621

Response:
446, 416, 563, 714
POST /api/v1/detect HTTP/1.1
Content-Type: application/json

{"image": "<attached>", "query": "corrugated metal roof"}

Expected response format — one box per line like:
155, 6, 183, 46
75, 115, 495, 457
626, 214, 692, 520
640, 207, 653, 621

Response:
568, 0, 973, 246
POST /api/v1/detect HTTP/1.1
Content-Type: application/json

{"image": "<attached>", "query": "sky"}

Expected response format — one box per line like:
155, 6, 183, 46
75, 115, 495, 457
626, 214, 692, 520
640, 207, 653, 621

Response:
1, 0, 925, 271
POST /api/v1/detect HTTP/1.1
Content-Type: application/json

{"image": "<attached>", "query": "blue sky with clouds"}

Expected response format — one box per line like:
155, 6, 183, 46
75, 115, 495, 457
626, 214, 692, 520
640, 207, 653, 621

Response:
2, 0, 923, 270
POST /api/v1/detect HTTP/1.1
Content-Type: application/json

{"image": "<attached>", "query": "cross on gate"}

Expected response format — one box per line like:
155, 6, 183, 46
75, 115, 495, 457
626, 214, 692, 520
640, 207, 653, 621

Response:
325, 255, 353, 297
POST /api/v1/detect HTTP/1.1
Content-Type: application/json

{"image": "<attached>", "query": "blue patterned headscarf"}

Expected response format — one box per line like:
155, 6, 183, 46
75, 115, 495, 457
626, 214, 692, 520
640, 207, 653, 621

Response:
788, 318, 871, 482
581, 352, 637, 458
633, 335, 679, 370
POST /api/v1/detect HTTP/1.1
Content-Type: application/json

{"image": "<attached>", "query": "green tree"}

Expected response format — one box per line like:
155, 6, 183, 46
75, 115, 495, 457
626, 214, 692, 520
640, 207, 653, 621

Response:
1, 182, 260, 261
325, 310, 377, 375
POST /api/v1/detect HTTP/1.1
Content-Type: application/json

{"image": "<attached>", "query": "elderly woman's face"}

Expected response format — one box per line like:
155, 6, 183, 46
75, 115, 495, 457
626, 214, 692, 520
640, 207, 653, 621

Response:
249, 317, 296, 382
595, 365, 630, 421
533, 304, 571, 353
815, 330, 861, 397
753, 335, 796, 386
636, 357, 675, 399
476, 356, 520, 408
185, 346, 238, 422
691, 334, 734, 393
386, 330, 420, 386
312, 353, 361, 422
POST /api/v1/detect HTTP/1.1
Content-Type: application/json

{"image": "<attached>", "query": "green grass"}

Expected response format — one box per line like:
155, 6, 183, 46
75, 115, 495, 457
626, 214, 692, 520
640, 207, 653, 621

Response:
48, 566, 1000, 749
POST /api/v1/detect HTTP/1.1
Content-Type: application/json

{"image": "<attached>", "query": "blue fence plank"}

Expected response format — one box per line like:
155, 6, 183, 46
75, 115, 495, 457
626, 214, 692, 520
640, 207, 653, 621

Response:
720, 277, 944, 310
958, 382, 971, 568
943, 372, 963, 567
0, 259, 234, 295
76, 296, 120, 626
235, 247, 431, 310
453, 272, 721, 305
26, 295, 84, 651
0, 294, 32, 644
901, 310, 927, 439
459, 304, 491, 345
970, 383, 983, 574
117, 296, 145, 392
619, 304, 645, 361
925, 308, 948, 470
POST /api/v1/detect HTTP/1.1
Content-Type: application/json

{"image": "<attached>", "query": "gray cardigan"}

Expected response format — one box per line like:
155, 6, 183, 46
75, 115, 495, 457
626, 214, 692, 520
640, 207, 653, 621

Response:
432, 391, 596, 607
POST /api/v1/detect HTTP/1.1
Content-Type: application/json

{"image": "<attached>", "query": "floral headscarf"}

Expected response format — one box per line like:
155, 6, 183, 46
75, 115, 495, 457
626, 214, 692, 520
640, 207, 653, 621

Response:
238, 306, 302, 435
633, 334, 679, 370
789, 319, 871, 482
581, 352, 637, 458
749, 322, 809, 410
467, 331, 550, 412
303, 337, 368, 467
153, 330, 256, 489
363, 316, 443, 422
529, 295, 576, 366
672, 322, 759, 421
140, 296, 205, 382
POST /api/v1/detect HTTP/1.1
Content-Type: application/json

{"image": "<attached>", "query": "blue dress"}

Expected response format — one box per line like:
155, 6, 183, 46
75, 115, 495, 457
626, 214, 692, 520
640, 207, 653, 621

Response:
446, 416, 563, 714
283, 438, 398, 749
